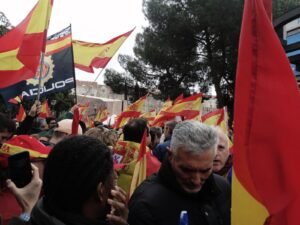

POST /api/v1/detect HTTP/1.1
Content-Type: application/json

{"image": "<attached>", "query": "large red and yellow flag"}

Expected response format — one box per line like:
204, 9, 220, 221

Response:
151, 98, 173, 127
73, 29, 134, 73
232, 0, 300, 225
0, 0, 53, 88
162, 93, 203, 120
114, 95, 147, 129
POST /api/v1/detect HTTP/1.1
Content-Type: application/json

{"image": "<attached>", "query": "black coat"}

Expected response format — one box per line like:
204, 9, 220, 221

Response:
128, 159, 231, 225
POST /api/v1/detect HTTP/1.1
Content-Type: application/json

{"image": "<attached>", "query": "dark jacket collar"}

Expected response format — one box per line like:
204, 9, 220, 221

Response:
157, 158, 221, 200
31, 198, 108, 225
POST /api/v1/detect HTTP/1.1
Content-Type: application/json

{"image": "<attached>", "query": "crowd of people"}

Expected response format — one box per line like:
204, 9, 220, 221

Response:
0, 101, 233, 225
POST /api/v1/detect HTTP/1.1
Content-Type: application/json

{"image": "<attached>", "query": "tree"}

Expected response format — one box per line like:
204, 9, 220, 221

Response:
273, 0, 300, 18
104, 68, 148, 101
102, 0, 300, 125
0, 12, 12, 37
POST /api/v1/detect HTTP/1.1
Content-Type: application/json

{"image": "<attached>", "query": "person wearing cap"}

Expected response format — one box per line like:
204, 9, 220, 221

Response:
8, 136, 128, 225
0, 135, 51, 225
128, 121, 230, 225
48, 119, 83, 146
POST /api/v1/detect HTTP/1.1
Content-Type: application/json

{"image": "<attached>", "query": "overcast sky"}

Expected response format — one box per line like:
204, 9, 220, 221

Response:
1, 0, 147, 84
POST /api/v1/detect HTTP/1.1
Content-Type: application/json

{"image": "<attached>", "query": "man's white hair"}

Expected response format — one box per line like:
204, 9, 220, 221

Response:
170, 120, 218, 155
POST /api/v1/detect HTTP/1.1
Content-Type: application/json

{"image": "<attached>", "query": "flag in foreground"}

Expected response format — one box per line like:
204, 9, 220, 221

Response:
0, 0, 53, 88
232, 0, 300, 224
0, 26, 75, 102
73, 29, 134, 72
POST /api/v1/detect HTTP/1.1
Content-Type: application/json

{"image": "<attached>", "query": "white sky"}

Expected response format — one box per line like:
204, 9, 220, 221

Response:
1, 0, 147, 84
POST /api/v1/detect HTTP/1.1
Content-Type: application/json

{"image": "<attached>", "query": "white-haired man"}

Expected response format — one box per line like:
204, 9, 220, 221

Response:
128, 120, 231, 225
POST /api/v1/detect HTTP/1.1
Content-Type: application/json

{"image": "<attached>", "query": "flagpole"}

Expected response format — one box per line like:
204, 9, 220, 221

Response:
36, 52, 45, 101
93, 68, 104, 83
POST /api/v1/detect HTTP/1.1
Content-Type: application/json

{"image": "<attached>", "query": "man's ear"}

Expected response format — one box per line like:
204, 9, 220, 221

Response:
96, 182, 105, 203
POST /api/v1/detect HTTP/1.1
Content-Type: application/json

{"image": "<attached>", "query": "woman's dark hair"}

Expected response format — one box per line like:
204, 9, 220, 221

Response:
43, 135, 113, 214
123, 118, 148, 143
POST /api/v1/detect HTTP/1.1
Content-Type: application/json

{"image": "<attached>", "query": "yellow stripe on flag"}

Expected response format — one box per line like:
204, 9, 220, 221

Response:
46, 36, 71, 53
26, 0, 52, 34
73, 36, 128, 67
0, 143, 48, 158
232, 169, 269, 225
0, 49, 24, 70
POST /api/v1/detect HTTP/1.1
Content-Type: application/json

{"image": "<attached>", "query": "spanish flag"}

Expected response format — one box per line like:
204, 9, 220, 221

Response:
73, 29, 134, 73
114, 95, 147, 129
232, 0, 300, 224
151, 98, 173, 127
113, 130, 160, 196
162, 93, 203, 120
0, 0, 53, 88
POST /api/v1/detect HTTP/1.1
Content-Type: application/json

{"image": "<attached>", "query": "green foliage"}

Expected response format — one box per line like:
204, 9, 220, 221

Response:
103, 68, 147, 101
273, 0, 300, 19
102, 0, 300, 123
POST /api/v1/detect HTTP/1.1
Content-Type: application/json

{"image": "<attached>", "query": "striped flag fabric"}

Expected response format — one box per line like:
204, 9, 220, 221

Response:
114, 95, 147, 129
73, 29, 134, 72
232, 0, 300, 224
39, 100, 51, 118
162, 93, 203, 120
0, 0, 53, 88
151, 98, 173, 127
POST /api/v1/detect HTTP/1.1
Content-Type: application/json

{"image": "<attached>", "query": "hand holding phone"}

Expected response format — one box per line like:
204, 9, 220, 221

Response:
6, 163, 42, 214
8, 151, 32, 188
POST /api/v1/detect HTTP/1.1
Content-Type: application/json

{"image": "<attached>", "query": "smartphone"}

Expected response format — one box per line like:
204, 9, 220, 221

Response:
8, 151, 32, 188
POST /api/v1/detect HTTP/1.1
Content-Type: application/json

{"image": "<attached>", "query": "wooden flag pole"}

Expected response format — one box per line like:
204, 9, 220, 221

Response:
36, 52, 46, 101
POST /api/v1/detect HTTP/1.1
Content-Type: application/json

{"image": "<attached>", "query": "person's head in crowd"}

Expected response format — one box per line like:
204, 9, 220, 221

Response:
123, 118, 150, 145
0, 135, 51, 178
163, 120, 177, 140
43, 136, 117, 222
84, 127, 108, 144
148, 127, 162, 150
46, 117, 58, 130
33, 118, 48, 133
102, 129, 119, 149
213, 127, 230, 173
48, 119, 82, 146
169, 120, 218, 194
0, 113, 16, 147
